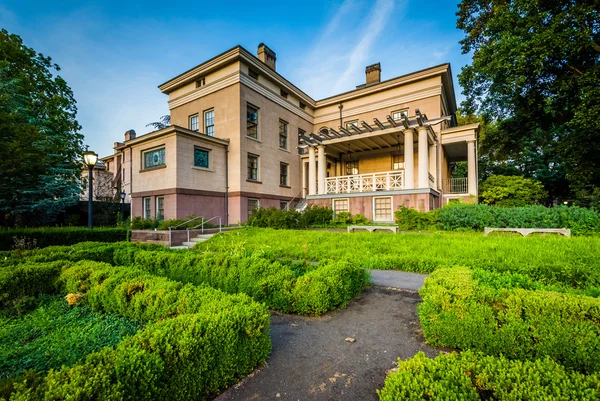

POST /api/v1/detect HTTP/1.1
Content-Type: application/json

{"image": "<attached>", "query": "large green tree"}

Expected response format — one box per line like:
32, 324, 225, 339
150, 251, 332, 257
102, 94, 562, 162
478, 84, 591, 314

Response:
457, 0, 599, 203
0, 29, 84, 226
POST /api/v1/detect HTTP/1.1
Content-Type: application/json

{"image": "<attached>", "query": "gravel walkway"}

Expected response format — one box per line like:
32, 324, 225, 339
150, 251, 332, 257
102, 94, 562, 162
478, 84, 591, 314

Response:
215, 283, 436, 401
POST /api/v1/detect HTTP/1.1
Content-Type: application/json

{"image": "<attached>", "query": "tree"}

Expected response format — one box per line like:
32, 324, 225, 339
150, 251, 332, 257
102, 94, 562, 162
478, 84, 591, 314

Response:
146, 115, 170, 130
0, 29, 84, 226
480, 175, 548, 206
457, 0, 599, 204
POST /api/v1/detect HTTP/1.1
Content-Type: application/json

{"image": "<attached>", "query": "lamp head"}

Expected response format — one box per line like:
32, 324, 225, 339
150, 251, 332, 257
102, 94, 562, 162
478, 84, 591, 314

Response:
83, 151, 98, 167
120, 191, 126, 200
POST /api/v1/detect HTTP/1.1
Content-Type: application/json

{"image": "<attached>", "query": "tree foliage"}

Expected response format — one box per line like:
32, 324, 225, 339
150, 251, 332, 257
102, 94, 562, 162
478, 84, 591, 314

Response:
480, 175, 548, 206
146, 115, 170, 131
0, 29, 84, 226
457, 0, 600, 203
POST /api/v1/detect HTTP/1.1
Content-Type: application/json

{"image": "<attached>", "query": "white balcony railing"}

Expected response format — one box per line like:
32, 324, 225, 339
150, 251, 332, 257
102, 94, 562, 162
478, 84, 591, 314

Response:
325, 170, 405, 194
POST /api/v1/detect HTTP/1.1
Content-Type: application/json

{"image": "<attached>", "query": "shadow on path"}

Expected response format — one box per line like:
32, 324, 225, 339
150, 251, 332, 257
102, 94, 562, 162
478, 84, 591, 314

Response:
215, 287, 437, 401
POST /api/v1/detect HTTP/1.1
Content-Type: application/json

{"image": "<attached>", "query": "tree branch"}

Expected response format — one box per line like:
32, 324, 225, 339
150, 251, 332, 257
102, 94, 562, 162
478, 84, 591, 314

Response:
567, 65, 584, 76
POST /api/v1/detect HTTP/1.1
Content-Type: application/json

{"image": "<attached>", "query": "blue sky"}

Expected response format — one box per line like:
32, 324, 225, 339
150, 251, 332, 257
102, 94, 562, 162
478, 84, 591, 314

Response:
1, 0, 471, 157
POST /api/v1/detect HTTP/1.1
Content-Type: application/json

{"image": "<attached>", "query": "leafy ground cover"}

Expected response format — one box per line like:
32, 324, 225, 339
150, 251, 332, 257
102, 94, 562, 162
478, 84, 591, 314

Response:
199, 228, 600, 289
0, 295, 141, 380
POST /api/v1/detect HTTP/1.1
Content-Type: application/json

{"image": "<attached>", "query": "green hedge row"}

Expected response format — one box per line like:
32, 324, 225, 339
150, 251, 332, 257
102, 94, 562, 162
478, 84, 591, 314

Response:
437, 204, 600, 235
4, 260, 271, 400
130, 250, 369, 316
2, 242, 370, 316
378, 351, 600, 400
419, 268, 600, 373
0, 227, 128, 251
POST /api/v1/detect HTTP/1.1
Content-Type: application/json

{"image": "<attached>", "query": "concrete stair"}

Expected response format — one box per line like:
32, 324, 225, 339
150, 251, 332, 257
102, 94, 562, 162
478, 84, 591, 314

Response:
181, 233, 215, 248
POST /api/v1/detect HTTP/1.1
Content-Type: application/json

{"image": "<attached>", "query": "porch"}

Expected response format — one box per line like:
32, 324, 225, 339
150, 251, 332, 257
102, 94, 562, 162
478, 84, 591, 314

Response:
299, 112, 479, 205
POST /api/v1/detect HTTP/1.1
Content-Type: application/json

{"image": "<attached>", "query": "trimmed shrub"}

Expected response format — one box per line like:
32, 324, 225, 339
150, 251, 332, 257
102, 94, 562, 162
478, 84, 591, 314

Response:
395, 206, 439, 230
299, 205, 334, 227
378, 351, 600, 401
419, 267, 600, 373
6, 261, 272, 400
0, 227, 127, 251
437, 203, 600, 235
248, 207, 301, 229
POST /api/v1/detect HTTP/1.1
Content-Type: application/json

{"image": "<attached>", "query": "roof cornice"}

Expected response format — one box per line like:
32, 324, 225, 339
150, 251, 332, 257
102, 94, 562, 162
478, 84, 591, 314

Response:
114, 125, 230, 150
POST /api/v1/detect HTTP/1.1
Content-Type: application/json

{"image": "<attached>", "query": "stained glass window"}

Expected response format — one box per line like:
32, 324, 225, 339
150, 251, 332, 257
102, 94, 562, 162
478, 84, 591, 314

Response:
194, 147, 210, 169
143, 148, 165, 169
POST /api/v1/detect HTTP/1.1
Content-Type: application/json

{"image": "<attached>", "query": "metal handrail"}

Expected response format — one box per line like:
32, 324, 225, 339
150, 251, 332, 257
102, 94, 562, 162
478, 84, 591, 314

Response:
168, 215, 221, 247
286, 189, 304, 211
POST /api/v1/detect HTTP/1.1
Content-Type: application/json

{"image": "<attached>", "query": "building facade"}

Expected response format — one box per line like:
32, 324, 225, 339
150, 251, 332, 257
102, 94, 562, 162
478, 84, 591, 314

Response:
101, 43, 478, 224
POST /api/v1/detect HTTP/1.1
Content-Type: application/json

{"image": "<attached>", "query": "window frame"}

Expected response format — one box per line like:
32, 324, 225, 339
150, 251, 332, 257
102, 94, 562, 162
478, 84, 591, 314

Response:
345, 160, 359, 175
156, 196, 165, 221
280, 201, 287, 211
193, 146, 211, 169
247, 198, 259, 219
332, 198, 349, 216
249, 69, 259, 80
204, 109, 214, 137
247, 153, 260, 181
196, 77, 205, 88
279, 162, 289, 186
189, 114, 199, 131
392, 154, 404, 170
391, 109, 409, 121
345, 120, 359, 130
143, 197, 151, 219
246, 103, 259, 139
142, 147, 166, 170
280, 89, 288, 99
373, 196, 393, 222
279, 119, 288, 150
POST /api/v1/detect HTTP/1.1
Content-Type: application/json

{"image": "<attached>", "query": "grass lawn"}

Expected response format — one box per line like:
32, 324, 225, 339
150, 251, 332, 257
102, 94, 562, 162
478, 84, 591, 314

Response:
199, 228, 600, 290
0, 295, 142, 380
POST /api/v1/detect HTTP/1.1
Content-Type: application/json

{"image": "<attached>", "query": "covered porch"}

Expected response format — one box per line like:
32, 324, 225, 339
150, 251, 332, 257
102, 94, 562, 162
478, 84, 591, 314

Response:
299, 112, 479, 211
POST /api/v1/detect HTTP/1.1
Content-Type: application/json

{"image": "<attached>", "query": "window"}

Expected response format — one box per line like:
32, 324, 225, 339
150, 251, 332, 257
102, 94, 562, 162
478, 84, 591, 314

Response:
299, 102, 306, 110
194, 147, 210, 169
247, 104, 259, 139
280, 89, 288, 99
333, 199, 349, 216
196, 77, 205, 88
345, 121, 358, 130
247, 153, 259, 181
280, 201, 287, 211
279, 120, 288, 150
143, 197, 151, 219
280, 162, 288, 186
392, 154, 404, 170
346, 161, 359, 175
392, 109, 409, 121
248, 198, 259, 218
156, 196, 165, 221
189, 114, 199, 131
249, 69, 259, 79
143, 148, 166, 169
204, 109, 214, 136
374, 197, 392, 222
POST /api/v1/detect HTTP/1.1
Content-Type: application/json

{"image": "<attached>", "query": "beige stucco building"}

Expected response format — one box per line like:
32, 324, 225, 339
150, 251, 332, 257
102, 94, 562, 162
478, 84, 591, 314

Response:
102, 43, 478, 224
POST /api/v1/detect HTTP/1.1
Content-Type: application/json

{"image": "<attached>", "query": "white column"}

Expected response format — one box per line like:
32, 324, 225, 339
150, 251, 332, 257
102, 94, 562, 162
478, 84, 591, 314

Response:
302, 161, 307, 198
429, 142, 437, 188
467, 140, 477, 196
308, 147, 316, 195
418, 126, 429, 188
317, 145, 326, 194
404, 129, 414, 189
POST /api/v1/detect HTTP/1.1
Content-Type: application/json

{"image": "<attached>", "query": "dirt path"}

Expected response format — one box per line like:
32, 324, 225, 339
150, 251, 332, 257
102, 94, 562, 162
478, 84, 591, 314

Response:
215, 287, 437, 401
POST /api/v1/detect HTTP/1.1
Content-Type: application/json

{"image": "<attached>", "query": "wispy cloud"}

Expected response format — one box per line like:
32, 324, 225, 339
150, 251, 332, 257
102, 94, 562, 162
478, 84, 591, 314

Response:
293, 0, 400, 99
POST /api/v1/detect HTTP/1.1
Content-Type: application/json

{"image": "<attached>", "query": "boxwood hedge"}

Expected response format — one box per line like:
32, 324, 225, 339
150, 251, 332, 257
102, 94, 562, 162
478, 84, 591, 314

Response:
378, 351, 600, 401
419, 267, 600, 373
2, 260, 271, 400
0, 227, 128, 251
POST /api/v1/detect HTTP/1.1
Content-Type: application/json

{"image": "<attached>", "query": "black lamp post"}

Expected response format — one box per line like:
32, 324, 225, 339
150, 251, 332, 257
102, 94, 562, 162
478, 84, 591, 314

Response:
120, 191, 126, 219
83, 151, 98, 229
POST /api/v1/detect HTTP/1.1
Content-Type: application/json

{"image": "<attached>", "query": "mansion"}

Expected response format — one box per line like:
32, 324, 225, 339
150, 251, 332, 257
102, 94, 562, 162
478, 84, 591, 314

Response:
101, 43, 478, 224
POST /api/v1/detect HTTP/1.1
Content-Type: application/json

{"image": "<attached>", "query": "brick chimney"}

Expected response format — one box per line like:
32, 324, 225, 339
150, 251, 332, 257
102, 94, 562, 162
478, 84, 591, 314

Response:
257, 43, 276, 70
365, 63, 381, 85
124, 129, 136, 141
